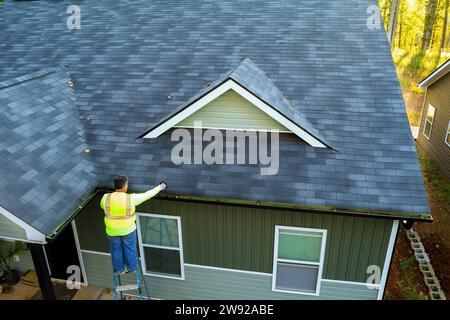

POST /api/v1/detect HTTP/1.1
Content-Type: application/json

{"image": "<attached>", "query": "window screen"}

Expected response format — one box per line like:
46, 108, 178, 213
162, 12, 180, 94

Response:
275, 263, 319, 293
423, 105, 436, 139
138, 215, 184, 279
273, 227, 326, 295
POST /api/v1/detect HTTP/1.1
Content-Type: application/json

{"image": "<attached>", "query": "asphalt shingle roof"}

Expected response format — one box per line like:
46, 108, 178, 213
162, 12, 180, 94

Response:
0, 0, 431, 236
0, 68, 96, 235
142, 58, 332, 147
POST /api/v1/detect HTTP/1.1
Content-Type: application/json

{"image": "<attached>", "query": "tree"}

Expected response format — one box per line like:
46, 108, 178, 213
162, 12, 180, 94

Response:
421, 0, 439, 51
440, 0, 449, 51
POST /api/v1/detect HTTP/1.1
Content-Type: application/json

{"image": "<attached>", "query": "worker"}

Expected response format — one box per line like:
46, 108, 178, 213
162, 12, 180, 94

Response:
100, 176, 167, 274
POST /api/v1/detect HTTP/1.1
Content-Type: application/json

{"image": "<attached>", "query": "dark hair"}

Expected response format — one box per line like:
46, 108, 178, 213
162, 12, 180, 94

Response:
114, 176, 128, 189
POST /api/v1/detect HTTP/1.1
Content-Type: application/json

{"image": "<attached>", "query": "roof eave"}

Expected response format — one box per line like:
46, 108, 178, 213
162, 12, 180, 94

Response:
418, 59, 450, 89
154, 192, 433, 222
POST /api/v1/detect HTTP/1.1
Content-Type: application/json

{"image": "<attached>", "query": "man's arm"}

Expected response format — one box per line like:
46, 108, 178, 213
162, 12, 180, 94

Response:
132, 183, 166, 207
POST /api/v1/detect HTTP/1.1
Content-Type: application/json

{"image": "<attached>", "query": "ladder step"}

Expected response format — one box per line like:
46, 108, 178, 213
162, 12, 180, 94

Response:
115, 284, 139, 292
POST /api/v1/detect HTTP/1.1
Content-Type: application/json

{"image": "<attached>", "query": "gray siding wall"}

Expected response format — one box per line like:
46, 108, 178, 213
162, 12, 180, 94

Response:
0, 214, 27, 241
0, 240, 34, 273
417, 72, 450, 179
81, 251, 379, 300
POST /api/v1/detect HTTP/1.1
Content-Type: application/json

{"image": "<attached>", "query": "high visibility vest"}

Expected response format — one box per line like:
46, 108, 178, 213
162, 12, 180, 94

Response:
102, 192, 136, 237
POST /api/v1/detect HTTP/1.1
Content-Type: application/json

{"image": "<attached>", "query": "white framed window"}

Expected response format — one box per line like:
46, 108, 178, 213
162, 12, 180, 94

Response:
136, 213, 185, 280
423, 104, 436, 140
272, 226, 327, 296
445, 121, 450, 148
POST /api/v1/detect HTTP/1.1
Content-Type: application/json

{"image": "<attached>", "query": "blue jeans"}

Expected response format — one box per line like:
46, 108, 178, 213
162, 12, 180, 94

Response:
108, 230, 137, 273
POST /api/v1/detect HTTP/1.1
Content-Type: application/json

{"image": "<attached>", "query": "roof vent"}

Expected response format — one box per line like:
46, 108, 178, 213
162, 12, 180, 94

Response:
68, 80, 74, 88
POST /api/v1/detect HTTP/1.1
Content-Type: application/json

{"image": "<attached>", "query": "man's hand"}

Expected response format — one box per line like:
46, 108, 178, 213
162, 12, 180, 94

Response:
159, 181, 167, 191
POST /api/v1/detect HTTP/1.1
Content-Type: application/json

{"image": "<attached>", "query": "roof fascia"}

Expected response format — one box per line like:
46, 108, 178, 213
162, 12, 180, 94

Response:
418, 59, 450, 89
0, 206, 46, 243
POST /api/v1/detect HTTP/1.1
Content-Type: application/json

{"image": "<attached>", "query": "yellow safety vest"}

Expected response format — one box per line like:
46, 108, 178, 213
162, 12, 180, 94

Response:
102, 192, 136, 237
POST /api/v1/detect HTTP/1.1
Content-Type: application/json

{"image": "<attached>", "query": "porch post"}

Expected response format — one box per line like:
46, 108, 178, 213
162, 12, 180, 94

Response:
28, 243, 56, 300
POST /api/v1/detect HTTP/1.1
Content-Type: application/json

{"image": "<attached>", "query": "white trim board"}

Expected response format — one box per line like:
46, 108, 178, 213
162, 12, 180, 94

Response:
0, 206, 46, 243
377, 220, 399, 300
445, 121, 450, 148
418, 59, 450, 89
80, 250, 380, 292
136, 212, 186, 281
72, 220, 89, 286
271, 225, 327, 297
142, 79, 327, 148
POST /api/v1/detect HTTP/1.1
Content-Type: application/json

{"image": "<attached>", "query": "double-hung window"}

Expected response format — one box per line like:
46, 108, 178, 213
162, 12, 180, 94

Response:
445, 121, 450, 148
272, 226, 327, 295
423, 104, 436, 139
137, 213, 185, 280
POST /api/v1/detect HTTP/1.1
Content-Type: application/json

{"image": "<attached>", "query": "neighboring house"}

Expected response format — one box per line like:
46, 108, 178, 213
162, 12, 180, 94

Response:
417, 59, 450, 180
0, 0, 431, 300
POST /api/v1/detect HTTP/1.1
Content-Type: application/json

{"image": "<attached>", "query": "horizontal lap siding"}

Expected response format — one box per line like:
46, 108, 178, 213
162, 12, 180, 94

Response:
0, 214, 27, 241
417, 72, 450, 179
176, 90, 290, 131
0, 240, 34, 273
76, 195, 392, 283
82, 252, 378, 300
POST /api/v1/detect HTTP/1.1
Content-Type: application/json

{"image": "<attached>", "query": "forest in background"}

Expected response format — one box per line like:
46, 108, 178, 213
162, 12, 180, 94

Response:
379, 0, 450, 126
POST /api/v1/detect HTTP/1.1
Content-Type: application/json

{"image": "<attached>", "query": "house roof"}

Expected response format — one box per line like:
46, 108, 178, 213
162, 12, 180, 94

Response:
0, 68, 97, 236
0, 0, 431, 236
418, 59, 450, 89
140, 59, 333, 148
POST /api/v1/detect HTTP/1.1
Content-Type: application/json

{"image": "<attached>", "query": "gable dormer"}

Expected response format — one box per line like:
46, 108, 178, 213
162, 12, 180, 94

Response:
139, 59, 332, 149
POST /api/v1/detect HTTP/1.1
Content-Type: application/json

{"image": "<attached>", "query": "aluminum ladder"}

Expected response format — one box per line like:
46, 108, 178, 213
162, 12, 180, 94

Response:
112, 257, 150, 300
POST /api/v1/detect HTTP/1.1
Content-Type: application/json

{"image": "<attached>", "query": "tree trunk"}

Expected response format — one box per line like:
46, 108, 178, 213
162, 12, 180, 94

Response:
440, 0, 449, 51
388, 0, 401, 46
398, 11, 402, 48
421, 0, 439, 51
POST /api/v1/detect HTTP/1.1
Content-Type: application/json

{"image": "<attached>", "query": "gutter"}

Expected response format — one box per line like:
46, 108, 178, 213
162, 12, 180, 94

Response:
154, 193, 433, 223
44, 186, 432, 243
45, 188, 102, 243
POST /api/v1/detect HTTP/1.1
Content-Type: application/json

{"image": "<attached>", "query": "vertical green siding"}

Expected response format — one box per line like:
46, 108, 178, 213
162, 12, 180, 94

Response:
81, 252, 379, 300
0, 214, 27, 241
176, 90, 290, 131
76, 195, 392, 283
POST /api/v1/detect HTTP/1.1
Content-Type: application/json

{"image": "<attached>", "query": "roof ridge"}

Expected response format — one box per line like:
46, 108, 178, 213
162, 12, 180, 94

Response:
0, 67, 62, 91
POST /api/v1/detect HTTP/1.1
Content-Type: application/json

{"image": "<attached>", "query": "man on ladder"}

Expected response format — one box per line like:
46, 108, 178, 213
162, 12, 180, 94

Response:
100, 175, 167, 299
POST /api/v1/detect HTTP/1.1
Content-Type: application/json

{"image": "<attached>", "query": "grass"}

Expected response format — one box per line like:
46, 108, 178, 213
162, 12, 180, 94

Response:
406, 109, 422, 126
418, 148, 450, 206
397, 255, 428, 300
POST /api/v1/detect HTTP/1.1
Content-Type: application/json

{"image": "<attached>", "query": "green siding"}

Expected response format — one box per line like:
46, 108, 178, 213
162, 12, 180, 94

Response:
0, 240, 34, 273
176, 90, 290, 131
76, 195, 392, 283
81, 252, 379, 300
0, 213, 27, 241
